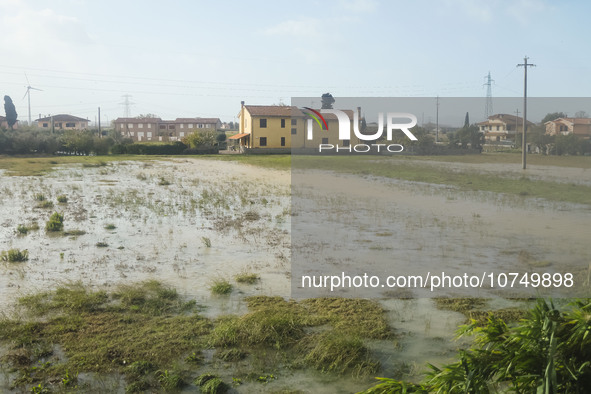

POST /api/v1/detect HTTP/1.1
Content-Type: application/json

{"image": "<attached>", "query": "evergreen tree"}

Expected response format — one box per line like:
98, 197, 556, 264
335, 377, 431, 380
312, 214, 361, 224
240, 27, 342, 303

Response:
4, 96, 17, 130
321, 93, 335, 109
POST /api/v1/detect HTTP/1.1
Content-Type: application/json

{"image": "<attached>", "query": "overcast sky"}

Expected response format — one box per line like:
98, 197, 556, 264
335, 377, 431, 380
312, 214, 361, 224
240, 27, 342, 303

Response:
1, 0, 589, 125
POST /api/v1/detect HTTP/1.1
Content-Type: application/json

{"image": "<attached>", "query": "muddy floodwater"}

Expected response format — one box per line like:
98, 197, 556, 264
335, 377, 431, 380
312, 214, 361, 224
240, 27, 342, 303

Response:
1, 157, 590, 392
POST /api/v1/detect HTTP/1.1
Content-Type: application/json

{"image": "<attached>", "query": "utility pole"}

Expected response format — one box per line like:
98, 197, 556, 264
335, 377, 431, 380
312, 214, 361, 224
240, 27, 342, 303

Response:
514, 108, 520, 137
484, 71, 494, 119
436, 96, 439, 143
517, 57, 535, 170
98, 107, 101, 138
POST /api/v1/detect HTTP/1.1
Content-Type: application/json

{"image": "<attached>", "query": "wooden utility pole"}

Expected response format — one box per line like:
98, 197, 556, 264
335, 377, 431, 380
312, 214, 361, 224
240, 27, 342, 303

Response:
98, 107, 101, 138
517, 57, 535, 169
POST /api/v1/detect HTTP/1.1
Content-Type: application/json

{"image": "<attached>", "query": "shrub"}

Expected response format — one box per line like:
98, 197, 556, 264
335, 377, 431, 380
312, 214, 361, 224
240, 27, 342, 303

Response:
46, 212, 64, 232
16, 224, 29, 235
57, 195, 68, 203
1, 248, 29, 262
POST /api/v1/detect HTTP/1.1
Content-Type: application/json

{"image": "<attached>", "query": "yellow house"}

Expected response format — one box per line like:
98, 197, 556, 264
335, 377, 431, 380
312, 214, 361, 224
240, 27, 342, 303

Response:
233, 103, 361, 150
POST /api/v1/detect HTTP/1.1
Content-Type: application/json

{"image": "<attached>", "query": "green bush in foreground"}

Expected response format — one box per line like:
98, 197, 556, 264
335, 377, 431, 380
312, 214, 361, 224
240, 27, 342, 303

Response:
361, 299, 591, 394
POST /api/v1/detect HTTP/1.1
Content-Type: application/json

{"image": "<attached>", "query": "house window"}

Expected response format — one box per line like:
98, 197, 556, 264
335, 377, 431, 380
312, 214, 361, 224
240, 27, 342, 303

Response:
291, 119, 297, 126
496, 125, 500, 131
160, 125, 166, 129
180, 132, 185, 137
129, 124, 133, 128
138, 123, 143, 128
291, 128, 297, 135
281, 137, 285, 146
342, 139, 350, 147
147, 124, 152, 128
147, 132, 152, 138
260, 119, 267, 128
43, 123, 48, 127
138, 132, 145, 138
65, 122, 75, 127
322, 138, 329, 144
188, 124, 193, 128
56, 123, 62, 128
281, 119, 286, 128
169, 125, 175, 129
260, 137, 267, 147
180, 124, 184, 129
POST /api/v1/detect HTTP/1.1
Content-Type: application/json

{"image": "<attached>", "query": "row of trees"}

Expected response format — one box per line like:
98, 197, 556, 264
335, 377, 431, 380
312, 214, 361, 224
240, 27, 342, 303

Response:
0, 127, 225, 156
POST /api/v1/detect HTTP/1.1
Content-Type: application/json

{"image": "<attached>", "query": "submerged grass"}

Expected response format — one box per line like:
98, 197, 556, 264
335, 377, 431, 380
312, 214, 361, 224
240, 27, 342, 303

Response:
210, 296, 392, 377
0, 284, 394, 391
0, 281, 208, 392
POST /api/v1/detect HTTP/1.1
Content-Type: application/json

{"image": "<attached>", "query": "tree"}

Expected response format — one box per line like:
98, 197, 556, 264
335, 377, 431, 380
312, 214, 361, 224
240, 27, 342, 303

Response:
464, 112, 470, 128
136, 113, 158, 119
541, 112, 567, 123
182, 130, 216, 148
574, 110, 588, 118
321, 93, 335, 109
4, 95, 17, 130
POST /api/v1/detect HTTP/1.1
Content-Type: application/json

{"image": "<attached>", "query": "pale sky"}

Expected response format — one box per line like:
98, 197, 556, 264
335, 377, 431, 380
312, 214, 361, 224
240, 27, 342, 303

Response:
1, 0, 589, 126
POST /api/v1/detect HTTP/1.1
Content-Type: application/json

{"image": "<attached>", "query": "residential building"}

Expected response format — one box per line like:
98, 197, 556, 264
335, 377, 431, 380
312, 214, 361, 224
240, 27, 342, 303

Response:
477, 114, 534, 142
545, 117, 591, 138
36, 114, 89, 130
0, 115, 18, 129
233, 103, 360, 150
113, 117, 221, 142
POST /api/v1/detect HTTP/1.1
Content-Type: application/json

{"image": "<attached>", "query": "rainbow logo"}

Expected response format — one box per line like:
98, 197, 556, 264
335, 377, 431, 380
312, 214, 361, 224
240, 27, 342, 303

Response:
303, 107, 329, 130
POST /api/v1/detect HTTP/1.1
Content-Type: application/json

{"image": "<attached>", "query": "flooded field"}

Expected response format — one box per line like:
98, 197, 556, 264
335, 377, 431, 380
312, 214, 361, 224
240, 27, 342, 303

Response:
1, 155, 590, 393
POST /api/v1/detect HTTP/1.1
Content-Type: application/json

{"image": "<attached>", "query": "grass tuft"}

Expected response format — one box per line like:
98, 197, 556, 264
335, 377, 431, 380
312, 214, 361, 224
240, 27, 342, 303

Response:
1, 248, 29, 262
234, 271, 260, 285
209, 279, 232, 295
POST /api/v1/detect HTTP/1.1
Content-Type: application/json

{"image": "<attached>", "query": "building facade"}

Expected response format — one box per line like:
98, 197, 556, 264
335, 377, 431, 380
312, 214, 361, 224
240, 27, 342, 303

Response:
36, 114, 89, 130
545, 118, 591, 137
477, 114, 534, 142
113, 117, 222, 142
234, 104, 361, 150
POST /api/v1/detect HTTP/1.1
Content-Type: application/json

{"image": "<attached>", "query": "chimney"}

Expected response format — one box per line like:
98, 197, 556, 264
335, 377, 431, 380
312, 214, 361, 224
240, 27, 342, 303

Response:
241, 101, 245, 107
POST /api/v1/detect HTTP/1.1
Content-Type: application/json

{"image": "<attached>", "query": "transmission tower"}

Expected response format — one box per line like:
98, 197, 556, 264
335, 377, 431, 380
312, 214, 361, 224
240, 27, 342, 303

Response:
483, 71, 494, 119
120, 94, 134, 117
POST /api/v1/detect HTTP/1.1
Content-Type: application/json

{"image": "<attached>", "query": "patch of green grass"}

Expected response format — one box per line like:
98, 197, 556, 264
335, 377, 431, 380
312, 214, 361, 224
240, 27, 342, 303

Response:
56, 195, 68, 203
45, 212, 64, 232
202, 237, 212, 248
234, 271, 260, 285
63, 229, 86, 237
16, 224, 29, 235
195, 373, 228, 393
34, 193, 46, 201
433, 298, 486, 314
0, 155, 153, 176
294, 155, 591, 205
95, 241, 108, 248
209, 154, 291, 170
38, 200, 54, 209
300, 331, 379, 376
155, 369, 185, 391
209, 279, 232, 295
216, 348, 248, 362
1, 248, 29, 262
0, 281, 209, 391
104, 223, 117, 230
